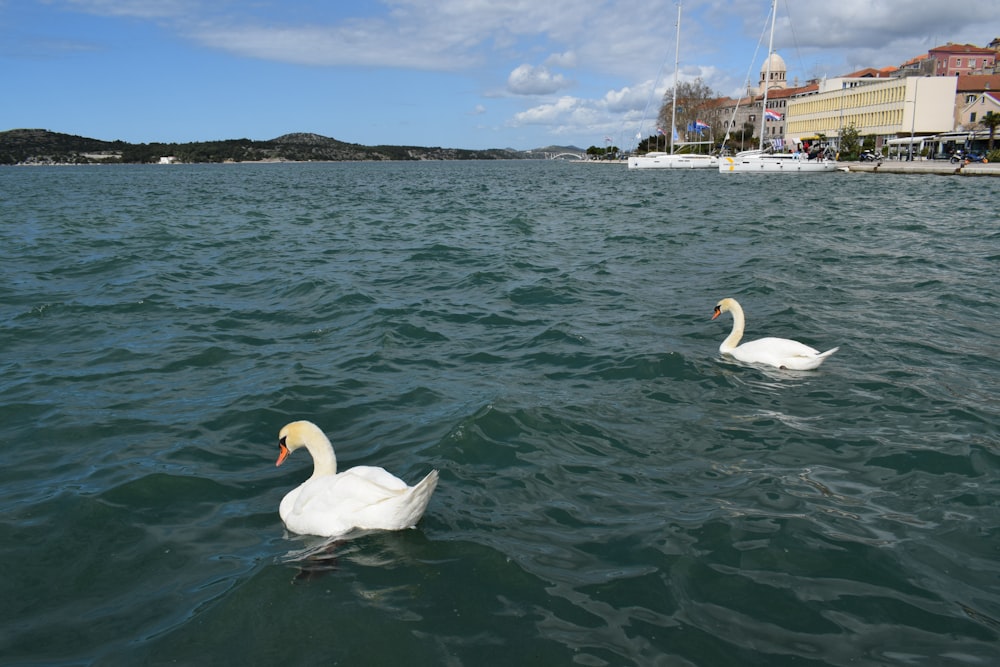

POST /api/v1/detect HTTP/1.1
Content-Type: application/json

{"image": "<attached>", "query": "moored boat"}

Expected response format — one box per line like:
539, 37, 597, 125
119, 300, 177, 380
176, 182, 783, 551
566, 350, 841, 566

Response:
720, 147, 836, 173
629, 152, 718, 169
718, 0, 838, 174
629, 2, 717, 171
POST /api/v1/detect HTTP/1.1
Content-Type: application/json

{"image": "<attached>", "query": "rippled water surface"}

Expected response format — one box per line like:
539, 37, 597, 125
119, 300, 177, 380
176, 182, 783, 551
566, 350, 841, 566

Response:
1, 162, 998, 666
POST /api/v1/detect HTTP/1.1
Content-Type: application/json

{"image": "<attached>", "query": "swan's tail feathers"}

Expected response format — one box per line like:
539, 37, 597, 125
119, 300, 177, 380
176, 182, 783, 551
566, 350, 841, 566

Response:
402, 469, 439, 528
799, 346, 839, 370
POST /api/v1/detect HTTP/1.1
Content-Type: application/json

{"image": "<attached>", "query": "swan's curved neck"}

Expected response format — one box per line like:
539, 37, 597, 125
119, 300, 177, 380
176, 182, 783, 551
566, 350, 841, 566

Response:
306, 434, 338, 479
721, 303, 745, 351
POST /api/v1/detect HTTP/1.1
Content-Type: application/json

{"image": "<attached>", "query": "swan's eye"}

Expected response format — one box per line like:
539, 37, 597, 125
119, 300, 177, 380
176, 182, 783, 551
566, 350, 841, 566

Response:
713, 306, 721, 314
279, 436, 287, 446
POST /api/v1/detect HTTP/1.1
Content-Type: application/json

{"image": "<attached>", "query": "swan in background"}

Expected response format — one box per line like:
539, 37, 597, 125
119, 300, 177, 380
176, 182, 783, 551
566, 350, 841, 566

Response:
712, 298, 839, 370
275, 420, 439, 538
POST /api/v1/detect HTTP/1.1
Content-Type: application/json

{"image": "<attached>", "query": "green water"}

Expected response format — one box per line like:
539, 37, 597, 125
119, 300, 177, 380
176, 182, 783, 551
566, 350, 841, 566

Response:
1, 162, 998, 666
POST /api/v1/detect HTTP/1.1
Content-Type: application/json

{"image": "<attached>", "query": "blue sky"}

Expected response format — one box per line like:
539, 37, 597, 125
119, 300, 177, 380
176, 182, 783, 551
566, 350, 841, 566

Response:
3, 0, 998, 150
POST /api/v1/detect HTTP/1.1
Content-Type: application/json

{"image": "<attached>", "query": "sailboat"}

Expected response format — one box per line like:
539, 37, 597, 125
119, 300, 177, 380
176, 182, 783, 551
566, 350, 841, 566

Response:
628, 2, 718, 170
718, 0, 838, 174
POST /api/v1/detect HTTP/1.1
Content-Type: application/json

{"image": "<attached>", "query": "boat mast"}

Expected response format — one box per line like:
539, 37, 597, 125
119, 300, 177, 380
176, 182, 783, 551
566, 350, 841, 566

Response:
759, 0, 776, 151
669, 1, 681, 154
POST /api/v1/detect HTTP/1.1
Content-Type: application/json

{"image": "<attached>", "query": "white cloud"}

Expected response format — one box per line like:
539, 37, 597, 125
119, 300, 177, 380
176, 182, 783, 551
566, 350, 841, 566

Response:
506, 63, 572, 95
511, 96, 581, 125
545, 51, 577, 68
186, 14, 493, 70
38, 0, 1000, 147
510, 95, 608, 134
63, 0, 197, 19
602, 80, 660, 114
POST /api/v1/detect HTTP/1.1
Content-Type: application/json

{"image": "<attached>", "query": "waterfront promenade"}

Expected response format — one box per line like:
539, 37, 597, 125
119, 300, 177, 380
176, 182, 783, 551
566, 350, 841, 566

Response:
582, 158, 999, 175
845, 159, 1000, 176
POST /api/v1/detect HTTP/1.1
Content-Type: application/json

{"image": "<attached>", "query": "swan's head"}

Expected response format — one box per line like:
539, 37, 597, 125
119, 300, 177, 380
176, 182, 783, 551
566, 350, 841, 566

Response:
713, 298, 737, 320
276, 420, 326, 467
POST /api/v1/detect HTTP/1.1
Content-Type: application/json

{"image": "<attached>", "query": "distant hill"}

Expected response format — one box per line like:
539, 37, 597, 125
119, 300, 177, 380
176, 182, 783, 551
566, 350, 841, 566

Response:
0, 129, 549, 164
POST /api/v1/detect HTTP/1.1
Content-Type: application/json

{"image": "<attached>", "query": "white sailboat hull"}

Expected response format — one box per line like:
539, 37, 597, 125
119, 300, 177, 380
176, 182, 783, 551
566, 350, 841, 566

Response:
628, 153, 719, 169
719, 150, 838, 173
718, 2, 839, 176
629, 3, 719, 173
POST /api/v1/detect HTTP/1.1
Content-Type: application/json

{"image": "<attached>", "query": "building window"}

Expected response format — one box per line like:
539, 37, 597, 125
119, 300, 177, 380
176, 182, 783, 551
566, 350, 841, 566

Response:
955, 58, 962, 67
966, 94, 978, 103
971, 112, 977, 123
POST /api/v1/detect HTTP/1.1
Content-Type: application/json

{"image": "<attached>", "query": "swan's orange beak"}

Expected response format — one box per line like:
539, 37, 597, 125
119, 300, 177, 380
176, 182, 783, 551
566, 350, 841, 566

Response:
712, 306, 721, 320
276, 443, 289, 467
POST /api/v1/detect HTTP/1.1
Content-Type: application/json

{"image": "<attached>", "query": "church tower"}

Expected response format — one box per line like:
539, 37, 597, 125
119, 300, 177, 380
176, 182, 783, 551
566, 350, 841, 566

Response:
755, 51, 787, 96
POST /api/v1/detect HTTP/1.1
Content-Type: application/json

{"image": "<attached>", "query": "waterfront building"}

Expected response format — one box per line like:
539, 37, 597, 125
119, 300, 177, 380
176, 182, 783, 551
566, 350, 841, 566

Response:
785, 75, 957, 152
705, 42, 997, 156
927, 43, 997, 76
955, 74, 1000, 129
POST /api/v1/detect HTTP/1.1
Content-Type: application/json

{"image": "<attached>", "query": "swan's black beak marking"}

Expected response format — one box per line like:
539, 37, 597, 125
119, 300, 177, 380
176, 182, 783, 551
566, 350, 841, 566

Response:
712, 305, 722, 320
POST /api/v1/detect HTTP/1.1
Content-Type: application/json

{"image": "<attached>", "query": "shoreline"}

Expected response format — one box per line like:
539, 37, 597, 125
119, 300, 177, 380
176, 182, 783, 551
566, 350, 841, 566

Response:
844, 159, 1000, 176
8, 157, 1000, 176
577, 158, 1000, 176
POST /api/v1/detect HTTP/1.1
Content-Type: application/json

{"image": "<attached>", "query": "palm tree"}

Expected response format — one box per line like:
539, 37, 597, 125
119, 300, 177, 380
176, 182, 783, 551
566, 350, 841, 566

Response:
981, 111, 1000, 151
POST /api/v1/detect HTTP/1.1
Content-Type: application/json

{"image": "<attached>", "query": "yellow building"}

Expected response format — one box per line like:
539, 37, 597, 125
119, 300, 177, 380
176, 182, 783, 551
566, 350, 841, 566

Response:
786, 76, 957, 148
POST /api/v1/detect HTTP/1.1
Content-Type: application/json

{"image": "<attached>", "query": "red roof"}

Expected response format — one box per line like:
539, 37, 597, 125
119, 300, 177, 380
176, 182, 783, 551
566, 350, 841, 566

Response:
760, 83, 817, 101
900, 54, 928, 67
767, 87, 797, 99
956, 74, 1000, 92
840, 67, 890, 79
929, 43, 996, 55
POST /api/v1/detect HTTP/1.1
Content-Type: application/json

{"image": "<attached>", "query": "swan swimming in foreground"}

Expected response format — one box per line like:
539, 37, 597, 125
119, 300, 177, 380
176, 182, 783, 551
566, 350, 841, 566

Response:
712, 298, 839, 370
275, 420, 439, 538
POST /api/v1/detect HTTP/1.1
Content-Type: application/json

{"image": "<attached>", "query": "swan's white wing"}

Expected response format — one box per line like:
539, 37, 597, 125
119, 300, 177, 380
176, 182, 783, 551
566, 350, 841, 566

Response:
281, 467, 438, 537
730, 337, 836, 369
340, 465, 410, 491
291, 467, 405, 515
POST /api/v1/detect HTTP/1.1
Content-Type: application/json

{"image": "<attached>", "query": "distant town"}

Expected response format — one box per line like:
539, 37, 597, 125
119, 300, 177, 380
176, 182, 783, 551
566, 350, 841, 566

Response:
630, 39, 1000, 162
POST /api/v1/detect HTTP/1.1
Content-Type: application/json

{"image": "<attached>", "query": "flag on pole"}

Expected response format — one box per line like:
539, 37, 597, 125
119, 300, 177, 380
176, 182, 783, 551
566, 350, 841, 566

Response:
656, 128, 665, 135
694, 120, 710, 131
765, 109, 783, 121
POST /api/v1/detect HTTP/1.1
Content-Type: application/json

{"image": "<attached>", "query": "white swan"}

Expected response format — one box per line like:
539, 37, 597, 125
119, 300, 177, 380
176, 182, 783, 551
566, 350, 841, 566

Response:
275, 420, 439, 538
712, 298, 839, 370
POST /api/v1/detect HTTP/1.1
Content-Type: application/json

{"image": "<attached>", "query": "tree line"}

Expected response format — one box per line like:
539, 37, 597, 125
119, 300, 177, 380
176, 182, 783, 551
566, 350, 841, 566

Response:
0, 130, 534, 165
